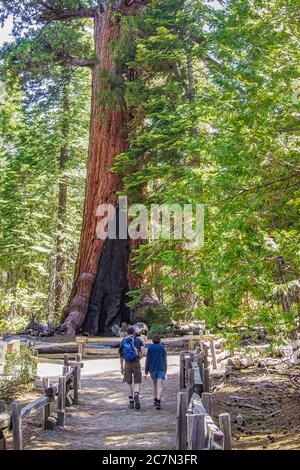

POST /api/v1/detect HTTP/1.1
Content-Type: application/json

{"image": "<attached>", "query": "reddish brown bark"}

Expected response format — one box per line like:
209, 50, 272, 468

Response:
62, 2, 151, 336
62, 11, 126, 336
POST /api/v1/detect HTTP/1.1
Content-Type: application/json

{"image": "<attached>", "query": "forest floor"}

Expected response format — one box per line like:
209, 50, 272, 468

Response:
212, 359, 300, 450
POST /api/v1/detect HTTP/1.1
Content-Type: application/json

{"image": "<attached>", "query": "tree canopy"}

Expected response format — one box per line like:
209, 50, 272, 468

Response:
0, 0, 299, 340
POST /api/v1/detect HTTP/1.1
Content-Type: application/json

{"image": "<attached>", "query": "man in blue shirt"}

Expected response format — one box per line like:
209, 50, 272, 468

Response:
145, 334, 167, 410
119, 326, 145, 409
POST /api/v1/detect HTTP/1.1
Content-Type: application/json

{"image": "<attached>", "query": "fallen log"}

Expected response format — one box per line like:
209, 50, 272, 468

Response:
216, 351, 230, 363
214, 338, 227, 350
35, 344, 79, 354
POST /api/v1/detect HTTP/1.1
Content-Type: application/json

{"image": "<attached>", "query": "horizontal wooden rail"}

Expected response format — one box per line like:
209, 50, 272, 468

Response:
21, 396, 52, 420
0, 357, 82, 451
186, 393, 225, 450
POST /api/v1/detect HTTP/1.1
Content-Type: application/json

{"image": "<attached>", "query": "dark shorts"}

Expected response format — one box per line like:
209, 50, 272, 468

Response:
124, 359, 142, 385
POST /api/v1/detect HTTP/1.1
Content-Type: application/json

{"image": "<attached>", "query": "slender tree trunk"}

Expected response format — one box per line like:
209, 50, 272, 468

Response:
62, 8, 131, 336
186, 56, 196, 103
54, 74, 70, 316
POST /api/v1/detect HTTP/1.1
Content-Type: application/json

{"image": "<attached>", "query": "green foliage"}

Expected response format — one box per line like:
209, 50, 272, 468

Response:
148, 323, 169, 337
126, 289, 143, 309
0, 346, 37, 401
0, 19, 90, 324
0, 0, 299, 339
115, 0, 300, 335
137, 304, 171, 327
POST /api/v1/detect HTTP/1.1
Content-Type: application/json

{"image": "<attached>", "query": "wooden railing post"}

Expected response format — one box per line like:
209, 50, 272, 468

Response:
204, 346, 209, 368
180, 352, 186, 389
219, 413, 232, 450
199, 329, 204, 353
0, 400, 7, 450
187, 414, 206, 450
78, 342, 84, 357
176, 392, 188, 450
197, 356, 204, 384
185, 356, 192, 385
64, 353, 69, 366
188, 332, 195, 351
73, 364, 80, 405
203, 367, 210, 393
77, 338, 87, 358
0, 431, 6, 450
57, 376, 66, 427
75, 353, 82, 363
12, 401, 22, 450
202, 392, 213, 417
210, 340, 217, 370
75, 354, 82, 389
187, 368, 195, 404
42, 378, 51, 431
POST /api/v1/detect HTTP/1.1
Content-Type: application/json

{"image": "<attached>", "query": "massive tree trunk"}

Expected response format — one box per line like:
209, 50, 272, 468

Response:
62, 5, 135, 337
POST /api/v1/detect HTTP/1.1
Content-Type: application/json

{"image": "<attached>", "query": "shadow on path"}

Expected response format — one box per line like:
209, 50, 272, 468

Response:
26, 359, 179, 450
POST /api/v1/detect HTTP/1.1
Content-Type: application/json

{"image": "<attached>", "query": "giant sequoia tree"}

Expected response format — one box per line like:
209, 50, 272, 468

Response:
2, 0, 298, 341
1, 0, 151, 336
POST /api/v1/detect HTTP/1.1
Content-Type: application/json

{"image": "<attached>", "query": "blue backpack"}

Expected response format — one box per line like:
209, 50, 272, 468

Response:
122, 335, 138, 362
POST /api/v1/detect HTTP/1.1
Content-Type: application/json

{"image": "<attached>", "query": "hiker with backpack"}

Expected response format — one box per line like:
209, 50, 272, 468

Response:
119, 326, 146, 410
145, 334, 167, 410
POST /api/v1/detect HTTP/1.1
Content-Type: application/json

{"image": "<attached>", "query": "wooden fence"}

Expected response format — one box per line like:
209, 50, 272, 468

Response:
176, 343, 232, 451
0, 353, 82, 450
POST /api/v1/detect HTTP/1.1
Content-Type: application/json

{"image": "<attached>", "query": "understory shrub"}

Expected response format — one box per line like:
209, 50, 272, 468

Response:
0, 346, 37, 401
148, 323, 169, 337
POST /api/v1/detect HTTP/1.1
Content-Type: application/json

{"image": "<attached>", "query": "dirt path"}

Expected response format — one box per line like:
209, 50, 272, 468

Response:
23, 356, 179, 450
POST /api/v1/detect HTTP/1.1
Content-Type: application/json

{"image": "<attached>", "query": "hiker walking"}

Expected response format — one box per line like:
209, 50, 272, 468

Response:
119, 326, 146, 409
145, 334, 167, 410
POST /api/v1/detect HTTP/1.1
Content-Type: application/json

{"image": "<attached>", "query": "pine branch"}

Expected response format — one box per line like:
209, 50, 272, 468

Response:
204, 55, 222, 68
56, 54, 95, 68
38, 7, 100, 22
118, 0, 151, 14
225, 174, 300, 202
169, 62, 188, 93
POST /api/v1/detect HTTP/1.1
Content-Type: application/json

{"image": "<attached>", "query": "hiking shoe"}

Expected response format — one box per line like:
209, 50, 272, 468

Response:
154, 399, 158, 407
134, 393, 141, 410
156, 400, 161, 410
128, 401, 135, 409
